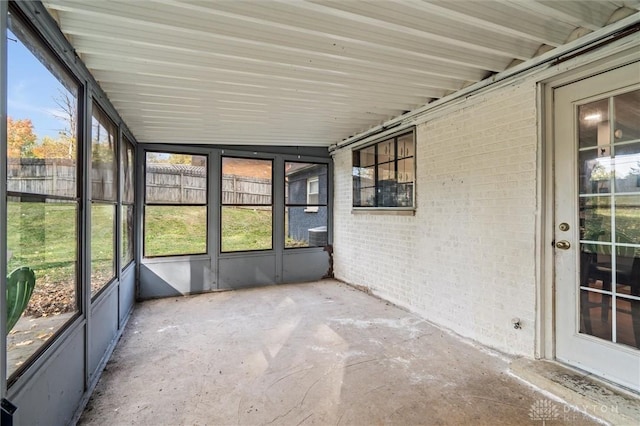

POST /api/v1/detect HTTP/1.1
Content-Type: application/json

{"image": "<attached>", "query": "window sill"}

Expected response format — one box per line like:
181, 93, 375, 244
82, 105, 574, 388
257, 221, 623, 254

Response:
351, 208, 415, 216
304, 207, 319, 213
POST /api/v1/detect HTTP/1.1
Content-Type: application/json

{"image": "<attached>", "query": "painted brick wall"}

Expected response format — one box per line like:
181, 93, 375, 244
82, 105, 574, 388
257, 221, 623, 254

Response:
333, 80, 538, 356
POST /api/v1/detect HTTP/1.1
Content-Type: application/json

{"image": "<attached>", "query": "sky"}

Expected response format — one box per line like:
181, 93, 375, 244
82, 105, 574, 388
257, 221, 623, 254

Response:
7, 29, 73, 141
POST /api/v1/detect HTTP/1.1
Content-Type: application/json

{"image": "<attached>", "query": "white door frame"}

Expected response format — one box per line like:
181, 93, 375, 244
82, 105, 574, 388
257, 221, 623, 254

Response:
538, 45, 640, 369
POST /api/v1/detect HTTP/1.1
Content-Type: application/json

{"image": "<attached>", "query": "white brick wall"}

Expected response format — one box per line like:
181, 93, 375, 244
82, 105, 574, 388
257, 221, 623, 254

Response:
333, 80, 538, 356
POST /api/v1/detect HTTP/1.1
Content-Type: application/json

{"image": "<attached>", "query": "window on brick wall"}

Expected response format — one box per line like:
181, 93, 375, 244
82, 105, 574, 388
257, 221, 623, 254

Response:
352, 129, 415, 208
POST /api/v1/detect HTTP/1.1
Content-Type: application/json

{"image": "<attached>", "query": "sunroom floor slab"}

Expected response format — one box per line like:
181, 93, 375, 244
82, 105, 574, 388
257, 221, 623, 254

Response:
78, 280, 600, 425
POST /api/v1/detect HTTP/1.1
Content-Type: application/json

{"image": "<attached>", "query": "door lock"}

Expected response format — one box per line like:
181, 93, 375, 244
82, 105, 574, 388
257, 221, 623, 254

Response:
559, 222, 570, 231
555, 240, 571, 250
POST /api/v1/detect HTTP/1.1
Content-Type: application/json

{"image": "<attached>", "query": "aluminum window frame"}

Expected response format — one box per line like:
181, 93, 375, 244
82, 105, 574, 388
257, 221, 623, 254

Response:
5, 6, 84, 385
143, 150, 209, 258
220, 155, 275, 254
352, 128, 416, 210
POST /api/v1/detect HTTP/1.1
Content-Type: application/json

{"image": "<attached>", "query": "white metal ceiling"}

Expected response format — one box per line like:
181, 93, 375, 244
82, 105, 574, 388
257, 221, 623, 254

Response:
42, 0, 640, 147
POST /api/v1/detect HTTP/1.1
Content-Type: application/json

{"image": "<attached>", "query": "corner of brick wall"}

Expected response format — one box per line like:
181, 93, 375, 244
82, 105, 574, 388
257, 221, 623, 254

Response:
333, 81, 539, 356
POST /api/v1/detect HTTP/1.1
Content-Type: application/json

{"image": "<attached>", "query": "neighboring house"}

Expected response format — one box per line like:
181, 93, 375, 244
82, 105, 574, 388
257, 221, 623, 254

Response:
286, 163, 328, 246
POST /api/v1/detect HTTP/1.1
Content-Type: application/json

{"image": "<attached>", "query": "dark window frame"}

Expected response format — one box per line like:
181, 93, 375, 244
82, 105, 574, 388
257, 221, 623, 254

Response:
352, 128, 415, 209
121, 136, 135, 268
284, 161, 329, 249
89, 101, 118, 300
143, 151, 209, 258
6, 6, 84, 385
220, 155, 274, 253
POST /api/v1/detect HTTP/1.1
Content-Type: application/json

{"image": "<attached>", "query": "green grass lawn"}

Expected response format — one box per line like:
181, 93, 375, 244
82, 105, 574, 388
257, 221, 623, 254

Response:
221, 206, 273, 252
8, 202, 293, 301
144, 205, 276, 255
144, 205, 208, 256
584, 204, 640, 244
7, 201, 78, 285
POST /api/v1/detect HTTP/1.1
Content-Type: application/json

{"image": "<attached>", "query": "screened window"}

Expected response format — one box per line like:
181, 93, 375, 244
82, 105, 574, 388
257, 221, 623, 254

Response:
6, 11, 80, 379
144, 152, 207, 257
352, 130, 415, 208
121, 137, 135, 267
221, 157, 273, 252
307, 177, 319, 205
285, 162, 328, 248
90, 104, 117, 297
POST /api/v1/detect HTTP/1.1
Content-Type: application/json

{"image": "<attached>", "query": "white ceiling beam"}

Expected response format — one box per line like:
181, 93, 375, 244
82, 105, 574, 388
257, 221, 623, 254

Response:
398, 0, 562, 47
47, 0, 505, 71
58, 15, 487, 82
168, 0, 534, 60
501, 0, 605, 31
71, 38, 466, 92
90, 70, 441, 106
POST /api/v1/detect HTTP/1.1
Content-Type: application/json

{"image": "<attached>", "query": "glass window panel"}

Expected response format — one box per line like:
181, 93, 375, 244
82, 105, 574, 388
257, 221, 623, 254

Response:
91, 105, 117, 201
579, 290, 612, 341
378, 181, 398, 208
221, 206, 272, 252
579, 98, 610, 149
122, 138, 135, 204
615, 195, 640, 244
357, 166, 375, 188
580, 196, 611, 242
7, 27, 78, 198
398, 133, 414, 158
359, 187, 375, 207
91, 203, 115, 297
222, 157, 272, 205
377, 139, 394, 163
579, 149, 611, 194
580, 245, 612, 291
285, 207, 328, 248
122, 204, 134, 267
285, 162, 328, 205
616, 297, 640, 349
6, 197, 78, 377
146, 152, 207, 205
359, 146, 376, 167
613, 142, 640, 193
308, 183, 319, 205
378, 162, 394, 183
352, 129, 415, 208
397, 183, 414, 207
397, 158, 414, 183
145, 205, 207, 257
613, 89, 640, 144
614, 246, 638, 290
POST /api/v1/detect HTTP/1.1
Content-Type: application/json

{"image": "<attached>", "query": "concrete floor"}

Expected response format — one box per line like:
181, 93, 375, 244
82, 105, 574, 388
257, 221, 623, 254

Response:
78, 280, 600, 425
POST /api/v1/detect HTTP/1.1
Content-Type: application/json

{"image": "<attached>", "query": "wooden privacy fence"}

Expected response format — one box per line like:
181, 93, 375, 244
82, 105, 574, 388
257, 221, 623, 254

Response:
147, 165, 271, 204
146, 164, 271, 204
9, 161, 272, 204
221, 174, 271, 205
7, 158, 76, 198
146, 164, 207, 204
8, 158, 117, 199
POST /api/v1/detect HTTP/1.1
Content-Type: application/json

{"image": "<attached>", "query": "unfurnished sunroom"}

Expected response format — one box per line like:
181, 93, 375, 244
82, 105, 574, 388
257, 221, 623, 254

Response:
0, 1, 639, 424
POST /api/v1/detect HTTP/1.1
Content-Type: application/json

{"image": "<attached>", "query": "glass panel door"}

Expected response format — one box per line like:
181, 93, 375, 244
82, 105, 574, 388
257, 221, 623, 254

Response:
554, 62, 640, 392
578, 89, 640, 349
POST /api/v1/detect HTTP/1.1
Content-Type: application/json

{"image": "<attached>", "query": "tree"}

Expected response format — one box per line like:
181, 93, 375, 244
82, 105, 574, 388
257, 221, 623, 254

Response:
146, 153, 197, 165
7, 116, 37, 158
52, 89, 77, 159
167, 154, 194, 165
31, 136, 74, 159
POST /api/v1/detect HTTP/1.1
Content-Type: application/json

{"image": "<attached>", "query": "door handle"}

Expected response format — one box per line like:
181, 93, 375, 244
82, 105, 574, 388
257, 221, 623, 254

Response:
555, 240, 571, 250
